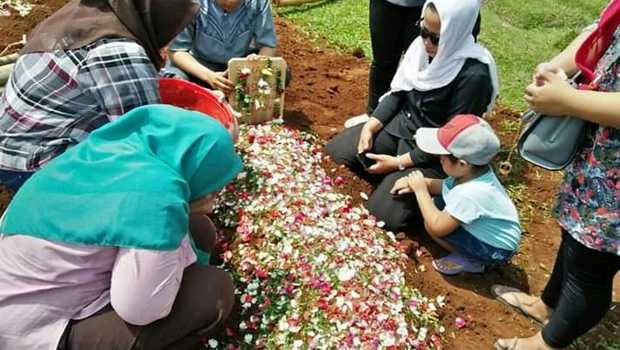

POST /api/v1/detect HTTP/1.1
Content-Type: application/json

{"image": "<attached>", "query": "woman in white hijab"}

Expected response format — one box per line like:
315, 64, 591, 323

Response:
327, 0, 499, 231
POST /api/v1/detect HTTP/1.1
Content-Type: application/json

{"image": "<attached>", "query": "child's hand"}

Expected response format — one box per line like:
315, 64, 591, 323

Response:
207, 70, 234, 94
390, 176, 413, 195
406, 171, 428, 193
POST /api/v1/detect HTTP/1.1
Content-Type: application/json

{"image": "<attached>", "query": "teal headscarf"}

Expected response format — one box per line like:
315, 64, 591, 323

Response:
0, 104, 242, 262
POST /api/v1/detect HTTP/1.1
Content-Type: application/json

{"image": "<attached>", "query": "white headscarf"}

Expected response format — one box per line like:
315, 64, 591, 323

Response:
388, 0, 499, 113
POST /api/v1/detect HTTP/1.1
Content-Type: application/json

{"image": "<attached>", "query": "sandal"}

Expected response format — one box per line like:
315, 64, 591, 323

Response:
490, 284, 547, 327
344, 113, 370, 128
494, 337, 520, 350
432, 253, 485, 275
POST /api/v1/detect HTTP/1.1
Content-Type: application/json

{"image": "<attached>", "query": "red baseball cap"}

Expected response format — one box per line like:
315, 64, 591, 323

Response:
415, 114, 500, 165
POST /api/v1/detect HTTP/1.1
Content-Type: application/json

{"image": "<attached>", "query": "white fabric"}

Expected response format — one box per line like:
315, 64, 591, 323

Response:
0, 234, 196, 350
388, 0, 499, 113
344, 113, 370, 128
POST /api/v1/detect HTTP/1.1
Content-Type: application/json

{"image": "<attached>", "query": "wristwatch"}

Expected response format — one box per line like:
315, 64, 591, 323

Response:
397, 155, 405, 171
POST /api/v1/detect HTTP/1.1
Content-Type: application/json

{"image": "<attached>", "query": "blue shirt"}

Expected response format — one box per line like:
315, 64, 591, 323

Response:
169, 0, 277, 68
441, 169, 522, 251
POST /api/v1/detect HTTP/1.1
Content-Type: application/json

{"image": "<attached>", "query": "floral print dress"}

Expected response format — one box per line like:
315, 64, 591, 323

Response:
553, 27, 620, 257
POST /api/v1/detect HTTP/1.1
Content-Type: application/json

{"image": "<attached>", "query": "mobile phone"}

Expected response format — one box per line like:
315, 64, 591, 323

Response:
357, 152, 376, 169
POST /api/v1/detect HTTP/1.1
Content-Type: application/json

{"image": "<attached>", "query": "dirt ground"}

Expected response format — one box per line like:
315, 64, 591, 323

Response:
0, 2, 618, 349
274, 18, 620, 350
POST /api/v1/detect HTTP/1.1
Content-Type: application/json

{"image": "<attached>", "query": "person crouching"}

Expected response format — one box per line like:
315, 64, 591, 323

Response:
391, 114, 522, 275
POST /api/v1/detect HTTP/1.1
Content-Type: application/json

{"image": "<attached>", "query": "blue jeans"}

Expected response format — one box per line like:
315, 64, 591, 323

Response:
434, 196, 514, 265
0, 169, 34, 192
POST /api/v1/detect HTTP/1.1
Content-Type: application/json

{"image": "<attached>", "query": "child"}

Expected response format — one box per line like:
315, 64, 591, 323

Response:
391, 114, 522, 275
166, 0, 278, 94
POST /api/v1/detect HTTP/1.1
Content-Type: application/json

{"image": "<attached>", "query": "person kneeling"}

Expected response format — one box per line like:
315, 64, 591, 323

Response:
166, 0, 279, 94
0, 105, 242, 350
391, 114, 522, 275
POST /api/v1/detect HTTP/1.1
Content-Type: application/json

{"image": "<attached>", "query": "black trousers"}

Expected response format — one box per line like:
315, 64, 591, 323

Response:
367, 0, 422, 114
325, 124, 444, 231
541, 230, 620, 348
58, 215, 234, 350
367, 0, 482, 113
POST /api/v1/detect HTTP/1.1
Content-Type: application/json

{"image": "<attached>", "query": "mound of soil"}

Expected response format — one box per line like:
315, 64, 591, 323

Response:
275, 16, 620, 349
0, 0, 67, 54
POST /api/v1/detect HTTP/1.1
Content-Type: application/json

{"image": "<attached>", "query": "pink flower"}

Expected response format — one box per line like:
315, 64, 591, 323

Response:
255, 267, 268, 279
455, 317, 466, 329
334, 176, 345, 185
222, 251, 233, 263
241, 293, 253, 304
241, 232, 252, 242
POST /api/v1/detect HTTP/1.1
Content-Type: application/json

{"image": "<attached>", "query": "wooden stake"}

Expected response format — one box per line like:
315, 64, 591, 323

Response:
0, 53, 19, 66
0, 64, 14, 86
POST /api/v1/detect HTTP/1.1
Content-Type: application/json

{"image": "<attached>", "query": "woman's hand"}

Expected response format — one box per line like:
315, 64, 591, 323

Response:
391, 176, 413, 195
190, 194, 218, 215
227, 113, 240, 144
357, 124, 375, 153
246, 53, 263, 61
533, 62, 567, 86
525, 70, 575, 116
357, 117, 383, 153
406, 171, 428, 193
366, 153, 398, 174
212, 92, 241, 144
206, 70, 234, 95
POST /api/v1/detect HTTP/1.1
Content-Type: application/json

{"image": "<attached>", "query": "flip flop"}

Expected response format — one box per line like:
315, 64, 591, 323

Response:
432, 253, 485, 275
490, 284, 546, 327
494, 338, 520, 350
344, 113, 370, 128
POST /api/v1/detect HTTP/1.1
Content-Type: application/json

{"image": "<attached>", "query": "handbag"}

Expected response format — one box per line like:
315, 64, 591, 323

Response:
517, 74, 588, 171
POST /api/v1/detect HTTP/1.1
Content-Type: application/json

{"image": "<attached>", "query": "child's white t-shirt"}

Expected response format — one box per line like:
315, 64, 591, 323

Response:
441, 169, 522, 251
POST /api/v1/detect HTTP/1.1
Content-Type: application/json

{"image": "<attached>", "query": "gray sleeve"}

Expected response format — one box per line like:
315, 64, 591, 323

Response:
371, 91, 405, 125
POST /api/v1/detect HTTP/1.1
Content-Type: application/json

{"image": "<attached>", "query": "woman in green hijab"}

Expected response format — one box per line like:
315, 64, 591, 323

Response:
0, 104, 242, 350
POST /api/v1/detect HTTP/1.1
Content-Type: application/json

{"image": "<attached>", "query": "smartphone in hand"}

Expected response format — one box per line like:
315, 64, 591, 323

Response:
357, 152, 376, 169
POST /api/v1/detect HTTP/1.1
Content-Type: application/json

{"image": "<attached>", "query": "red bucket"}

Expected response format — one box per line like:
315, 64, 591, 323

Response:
159, 78, 233, 128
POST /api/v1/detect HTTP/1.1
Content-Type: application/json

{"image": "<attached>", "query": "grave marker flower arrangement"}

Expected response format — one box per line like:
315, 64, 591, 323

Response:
211, 124, 444, 349
231, 57, 285, 123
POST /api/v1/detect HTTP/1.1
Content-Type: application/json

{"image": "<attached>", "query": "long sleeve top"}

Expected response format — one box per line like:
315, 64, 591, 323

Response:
0, 38, 160, 171
372, 58, 493, 166
0, 234, 197, 350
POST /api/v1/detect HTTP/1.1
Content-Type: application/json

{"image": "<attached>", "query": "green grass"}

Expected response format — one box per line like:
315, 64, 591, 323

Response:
277, 0, 608, 110
276, 0, 371, 56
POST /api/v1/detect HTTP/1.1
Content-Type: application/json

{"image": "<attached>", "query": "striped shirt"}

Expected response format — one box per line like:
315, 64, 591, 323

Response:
169, 0, 277, 69
0, 38, 160, 171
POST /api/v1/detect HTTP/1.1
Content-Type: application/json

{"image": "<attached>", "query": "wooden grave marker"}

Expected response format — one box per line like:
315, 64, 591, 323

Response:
228, 57, 287, 124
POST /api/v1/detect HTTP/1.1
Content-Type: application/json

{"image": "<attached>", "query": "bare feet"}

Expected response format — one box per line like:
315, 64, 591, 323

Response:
495, 332, 562, 350
491, 285, 552, 326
